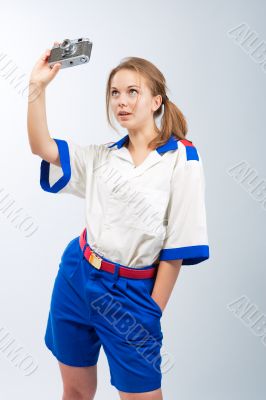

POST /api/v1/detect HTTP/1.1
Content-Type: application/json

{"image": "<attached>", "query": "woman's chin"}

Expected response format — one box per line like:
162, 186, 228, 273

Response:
119, 120, 132, 126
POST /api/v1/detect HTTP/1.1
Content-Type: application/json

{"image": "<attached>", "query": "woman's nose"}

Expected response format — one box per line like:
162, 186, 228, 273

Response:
118, 97, 127, 106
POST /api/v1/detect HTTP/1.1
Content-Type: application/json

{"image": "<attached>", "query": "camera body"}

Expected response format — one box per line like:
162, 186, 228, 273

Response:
48, 38, 93, 69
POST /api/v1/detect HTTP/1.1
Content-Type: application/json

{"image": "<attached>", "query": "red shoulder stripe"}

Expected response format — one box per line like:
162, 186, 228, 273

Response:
179, 139, 195, 147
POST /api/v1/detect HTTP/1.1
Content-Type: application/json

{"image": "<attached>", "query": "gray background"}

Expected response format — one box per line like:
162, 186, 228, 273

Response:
0, 0, 265, 398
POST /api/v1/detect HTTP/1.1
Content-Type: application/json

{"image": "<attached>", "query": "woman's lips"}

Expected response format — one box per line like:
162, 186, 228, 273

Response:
119, 114, 132, 119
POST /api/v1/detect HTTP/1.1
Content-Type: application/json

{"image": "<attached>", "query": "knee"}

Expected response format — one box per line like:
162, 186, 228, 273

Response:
62, 385, 97, 400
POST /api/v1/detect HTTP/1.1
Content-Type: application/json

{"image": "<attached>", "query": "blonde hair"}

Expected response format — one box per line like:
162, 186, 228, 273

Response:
106, 56, 188, 150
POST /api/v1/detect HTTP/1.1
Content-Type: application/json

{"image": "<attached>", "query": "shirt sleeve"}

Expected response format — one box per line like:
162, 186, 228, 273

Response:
40, 138, 89, 198
159, 140, 210, 265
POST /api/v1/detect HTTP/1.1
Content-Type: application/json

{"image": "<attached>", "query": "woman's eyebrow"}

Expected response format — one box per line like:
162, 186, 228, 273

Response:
111, 85, 140, 89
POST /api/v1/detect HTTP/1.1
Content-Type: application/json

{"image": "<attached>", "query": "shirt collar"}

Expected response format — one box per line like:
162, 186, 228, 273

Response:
107, 133, 179, 154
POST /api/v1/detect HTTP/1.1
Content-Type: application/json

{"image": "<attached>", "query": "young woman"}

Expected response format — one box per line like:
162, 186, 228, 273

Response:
28, 42, 210, 400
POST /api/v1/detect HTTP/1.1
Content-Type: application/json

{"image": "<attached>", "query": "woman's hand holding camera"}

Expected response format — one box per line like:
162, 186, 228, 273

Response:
29, 41, 62, 90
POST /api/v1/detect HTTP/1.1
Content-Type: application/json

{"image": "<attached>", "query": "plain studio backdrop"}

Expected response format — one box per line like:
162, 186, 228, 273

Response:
0, 0, 266, 399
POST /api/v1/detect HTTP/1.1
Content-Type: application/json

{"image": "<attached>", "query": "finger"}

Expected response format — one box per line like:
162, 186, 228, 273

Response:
41, 49, 51, 61
51, 63, 61, 72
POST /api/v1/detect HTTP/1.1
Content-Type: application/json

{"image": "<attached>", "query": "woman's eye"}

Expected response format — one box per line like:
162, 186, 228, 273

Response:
111, 89, 138, 96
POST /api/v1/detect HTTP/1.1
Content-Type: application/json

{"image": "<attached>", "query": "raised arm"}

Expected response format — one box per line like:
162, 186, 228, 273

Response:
27, 42, 62, 166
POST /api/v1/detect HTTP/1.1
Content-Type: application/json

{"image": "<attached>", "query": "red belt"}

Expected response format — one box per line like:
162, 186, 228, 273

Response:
79, 228, 159, 279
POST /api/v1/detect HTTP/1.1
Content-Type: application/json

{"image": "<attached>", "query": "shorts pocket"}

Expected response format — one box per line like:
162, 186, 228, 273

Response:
139, 279, 163, 317
59, 236, 83, 280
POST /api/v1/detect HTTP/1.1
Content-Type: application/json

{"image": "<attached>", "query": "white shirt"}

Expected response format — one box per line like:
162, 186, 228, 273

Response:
40, 133, 210, 268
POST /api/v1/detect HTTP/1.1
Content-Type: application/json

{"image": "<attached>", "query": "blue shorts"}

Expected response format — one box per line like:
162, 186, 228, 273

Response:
44, 236, 163, 393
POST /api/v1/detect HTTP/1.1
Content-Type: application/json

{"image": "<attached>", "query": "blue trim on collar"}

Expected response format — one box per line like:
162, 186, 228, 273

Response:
107, 133, 179, 154
108, 135, 129, 149
156, 134, 179, 154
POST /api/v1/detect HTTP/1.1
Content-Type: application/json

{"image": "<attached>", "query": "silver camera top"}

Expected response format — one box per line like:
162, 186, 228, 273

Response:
48, 37, 93, 70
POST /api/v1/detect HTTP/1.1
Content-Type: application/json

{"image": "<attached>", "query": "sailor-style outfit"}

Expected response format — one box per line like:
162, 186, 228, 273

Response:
41, 133, 210, 392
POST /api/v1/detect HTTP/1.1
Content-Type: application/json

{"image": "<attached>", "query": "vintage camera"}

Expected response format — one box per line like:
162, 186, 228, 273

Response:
48, 38, 93, 69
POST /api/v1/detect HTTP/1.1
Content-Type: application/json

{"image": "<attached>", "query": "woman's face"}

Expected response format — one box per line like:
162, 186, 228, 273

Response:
110, 69, 161, 130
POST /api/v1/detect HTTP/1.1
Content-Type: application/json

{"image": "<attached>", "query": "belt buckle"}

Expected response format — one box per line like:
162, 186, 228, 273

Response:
89, 251, 102, 269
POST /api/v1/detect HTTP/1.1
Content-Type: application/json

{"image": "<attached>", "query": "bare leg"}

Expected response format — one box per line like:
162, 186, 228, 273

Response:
58, 361, 98, 400
118, 388, 163, 400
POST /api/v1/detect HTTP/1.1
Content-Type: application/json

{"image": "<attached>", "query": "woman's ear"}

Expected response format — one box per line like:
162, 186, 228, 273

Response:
153, 94, 163, 112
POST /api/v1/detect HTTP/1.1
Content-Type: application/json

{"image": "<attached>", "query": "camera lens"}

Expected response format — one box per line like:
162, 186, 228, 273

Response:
61, 39, 70, 48
60, 39, 76, 56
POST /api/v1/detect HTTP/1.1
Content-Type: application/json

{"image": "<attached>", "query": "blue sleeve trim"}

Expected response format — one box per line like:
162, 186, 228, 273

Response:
40, 139, 71, 193
159, 244, 209, 265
